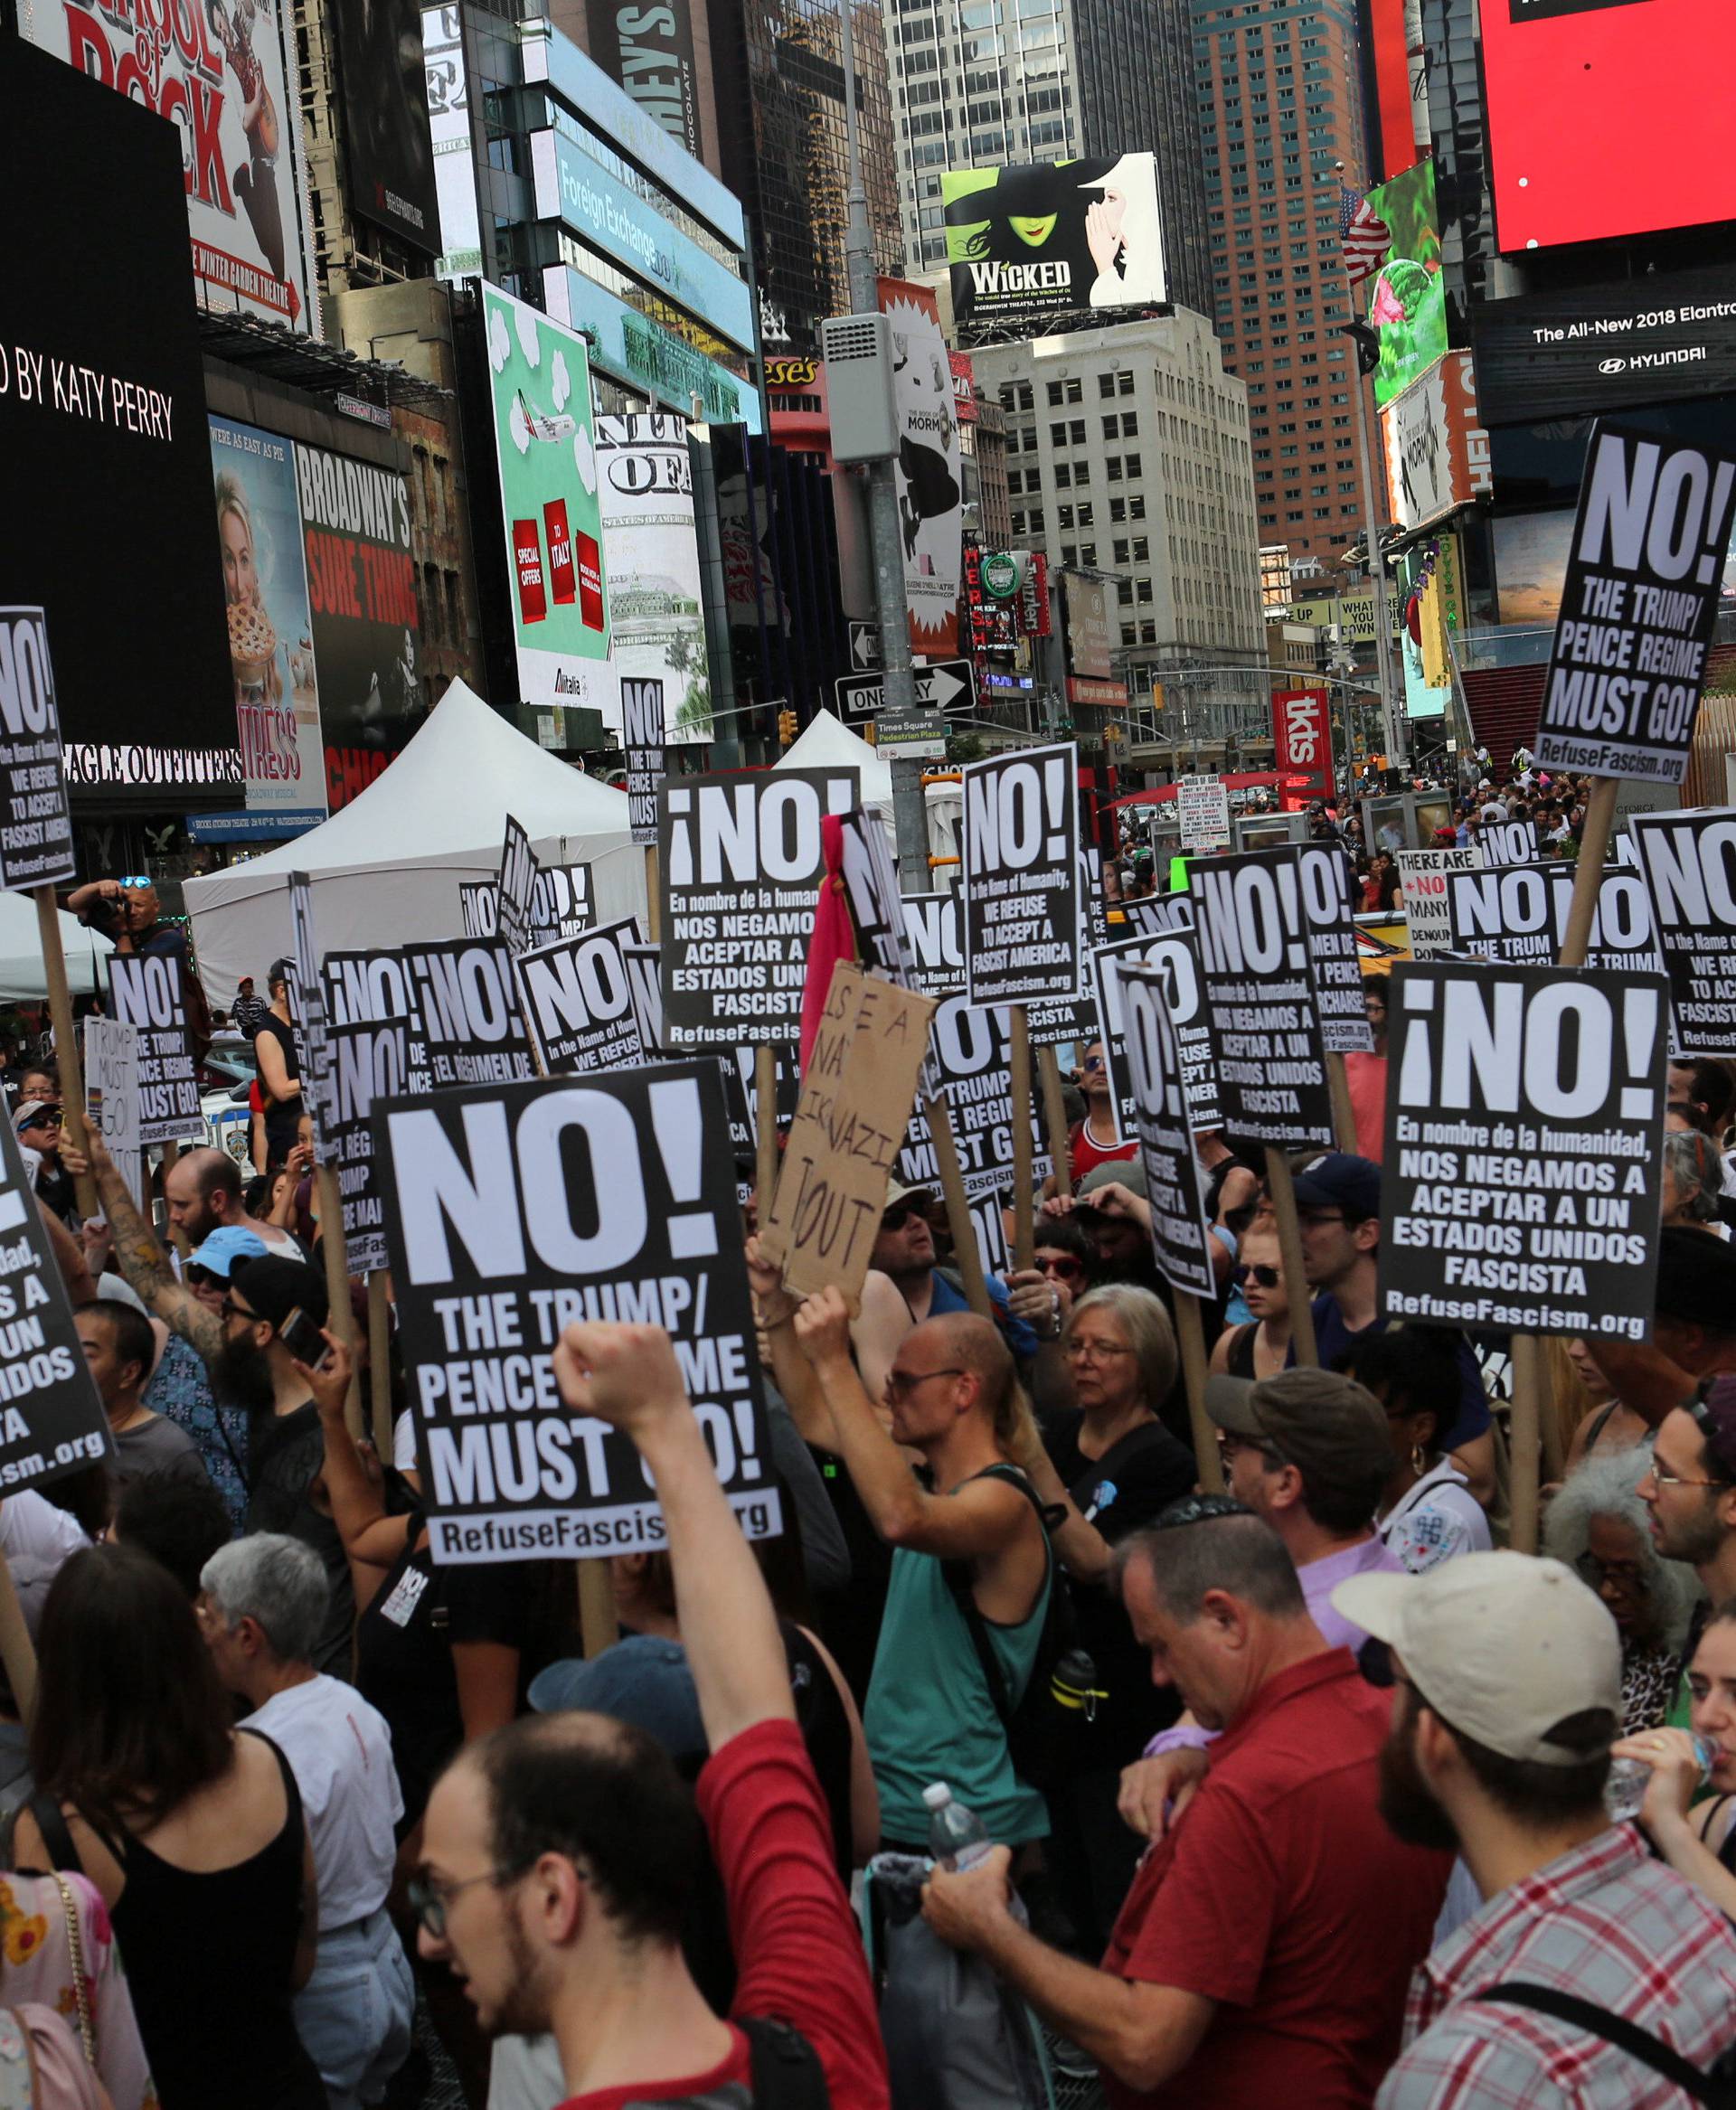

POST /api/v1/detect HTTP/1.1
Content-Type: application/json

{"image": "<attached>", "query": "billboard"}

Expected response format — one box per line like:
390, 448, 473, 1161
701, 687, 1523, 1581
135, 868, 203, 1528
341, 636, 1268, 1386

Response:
942, 155, 1166, 327
1273, 685, 1334, 807
881, 279, 963, 658
1487, 504, 1736, 630
421, 5, 483, 280
1481, 0, 1736, 252
544, 266, 758, 433
1363, 162, 1447, 409
480, 284, 611, 713
1381, 353, 1491, 532
595, 414, 711, 743
1471, 268, 1736, 425
585, 0, 703, 157
338, 0, 439, 252
210, 418, 328, 819
0, 44, 233, 754
1062, 571, 1113, 681
21, 0, 315, 330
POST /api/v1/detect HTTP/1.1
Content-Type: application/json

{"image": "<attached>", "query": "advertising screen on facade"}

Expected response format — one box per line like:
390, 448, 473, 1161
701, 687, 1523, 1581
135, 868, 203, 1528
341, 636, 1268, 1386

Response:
338, 0, 439, 252
881, 278, 962, 657
595, 414, 711, 744
421, 5, 483, 280
1363, 161, 1447, 410
585, 0, 703, 156
1381, 353, 1491, 532
942, 155, 1166, 327
1482, 0, 1736, 252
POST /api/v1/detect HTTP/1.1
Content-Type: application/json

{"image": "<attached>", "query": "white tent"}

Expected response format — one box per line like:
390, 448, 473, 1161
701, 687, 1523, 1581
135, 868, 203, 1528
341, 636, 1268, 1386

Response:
775, 707, 960, 880
0, 896, 113, 1000
184, 681, 641, 1003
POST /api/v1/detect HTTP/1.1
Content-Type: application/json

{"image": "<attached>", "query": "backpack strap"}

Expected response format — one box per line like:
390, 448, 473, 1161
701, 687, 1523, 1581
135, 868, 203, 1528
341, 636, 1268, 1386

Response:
1477, 1983, 1721, 2105
939, 1465, 1054, 1732
741, 2016, 831, 2110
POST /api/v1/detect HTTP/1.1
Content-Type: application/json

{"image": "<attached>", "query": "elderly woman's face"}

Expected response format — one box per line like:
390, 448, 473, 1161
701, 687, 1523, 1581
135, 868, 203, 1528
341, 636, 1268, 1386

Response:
1582, 1512, 1654, 1638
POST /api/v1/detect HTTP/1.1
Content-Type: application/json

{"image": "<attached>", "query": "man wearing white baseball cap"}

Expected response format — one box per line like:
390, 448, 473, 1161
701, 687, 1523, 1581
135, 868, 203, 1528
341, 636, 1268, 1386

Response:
1336, 1552, 1736, 2106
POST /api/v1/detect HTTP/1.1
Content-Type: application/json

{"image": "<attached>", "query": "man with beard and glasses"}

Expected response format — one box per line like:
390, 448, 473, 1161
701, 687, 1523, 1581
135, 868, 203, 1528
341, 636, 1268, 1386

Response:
1637, 1373, 1736, 1723
922, 1500, 1449, 2108
76, 1126, 354, 1675
1336, 1552, 1736, 2108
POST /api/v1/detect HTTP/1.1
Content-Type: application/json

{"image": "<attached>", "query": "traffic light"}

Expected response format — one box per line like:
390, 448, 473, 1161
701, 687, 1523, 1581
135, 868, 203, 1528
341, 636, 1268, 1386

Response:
778, 709, 798, 747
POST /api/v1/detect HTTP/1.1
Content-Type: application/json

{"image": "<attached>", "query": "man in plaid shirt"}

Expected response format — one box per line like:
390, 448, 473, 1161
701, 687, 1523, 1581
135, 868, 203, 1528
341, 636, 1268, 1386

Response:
1335, 1552, 1736, 2107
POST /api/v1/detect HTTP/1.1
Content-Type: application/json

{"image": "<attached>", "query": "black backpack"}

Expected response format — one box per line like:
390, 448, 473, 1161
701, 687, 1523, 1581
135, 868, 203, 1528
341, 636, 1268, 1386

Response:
742, 2016, 830, 2109
1480, 1983, 1736, 2107
941, 1464, 1080, 1791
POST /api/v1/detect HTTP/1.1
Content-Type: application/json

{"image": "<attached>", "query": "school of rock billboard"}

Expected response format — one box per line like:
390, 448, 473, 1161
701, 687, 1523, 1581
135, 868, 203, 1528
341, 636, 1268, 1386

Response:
941, 155, 1167, 328
880, 278, 962, 657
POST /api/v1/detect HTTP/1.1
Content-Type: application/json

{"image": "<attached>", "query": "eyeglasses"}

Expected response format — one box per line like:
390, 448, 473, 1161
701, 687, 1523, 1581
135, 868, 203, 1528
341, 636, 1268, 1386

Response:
1297, 1210, 1348, 1229
1574, 1551, 1646, 1590
885, 1365, 966, 1401
1233, 1262, 1279, 1289
1063, 1338, 1134, 1362
1154, 1493, 1252, 1531
185, 1267, 220, 1291
17, 1112, 58, 1131
1038, 1254, 1085, 1284
220, 1296, 262, 1326
406, 1860, 535, 1940
1648, 1460, 1733, 1491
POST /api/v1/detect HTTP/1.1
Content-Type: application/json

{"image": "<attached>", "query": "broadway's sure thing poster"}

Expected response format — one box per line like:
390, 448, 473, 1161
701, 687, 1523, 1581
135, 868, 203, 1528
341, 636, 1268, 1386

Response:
1632, 808, 1736, 1055
596, 415, 710, 742
941, 155, 1167, 327
0, 608, 75, 890
1533, 421, 1736, 783
107, 957, 207, 1147
373, 1063, 778, 1560
961, 744, 1080, 1008
879, 279, 963, 657
1379, 958, 1667, 1340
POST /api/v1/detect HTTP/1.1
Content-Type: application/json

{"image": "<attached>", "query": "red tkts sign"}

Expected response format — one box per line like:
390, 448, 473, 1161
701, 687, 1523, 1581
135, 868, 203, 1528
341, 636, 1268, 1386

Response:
1272, 686, 1334, 809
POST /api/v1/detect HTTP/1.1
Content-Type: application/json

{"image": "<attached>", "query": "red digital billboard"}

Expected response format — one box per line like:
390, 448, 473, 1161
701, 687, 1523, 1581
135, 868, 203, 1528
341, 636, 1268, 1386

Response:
1484, 0, 1736, 251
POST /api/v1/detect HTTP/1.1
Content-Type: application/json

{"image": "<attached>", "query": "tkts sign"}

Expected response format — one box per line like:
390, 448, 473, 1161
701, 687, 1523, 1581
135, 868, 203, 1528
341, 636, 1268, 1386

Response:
1273, 685, 1334, 809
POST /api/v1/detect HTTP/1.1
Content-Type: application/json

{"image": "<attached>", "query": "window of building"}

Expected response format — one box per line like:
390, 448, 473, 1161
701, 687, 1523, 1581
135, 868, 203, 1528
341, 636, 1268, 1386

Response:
1118, 372, 1135, 395
1099, 372, 1116, 399
1101, 414, 1119, 441
1124, 453, 1141, 477
1077, 502, 1093, 524
1109, 495, 1127, 522
1061, 545, 1078, 567
1118, 580, 1134, 606
1129, 494, 1146, 519
1057, 504, 1073, 529
1047, 381, 1064, 407
1053, 461, 1071, 486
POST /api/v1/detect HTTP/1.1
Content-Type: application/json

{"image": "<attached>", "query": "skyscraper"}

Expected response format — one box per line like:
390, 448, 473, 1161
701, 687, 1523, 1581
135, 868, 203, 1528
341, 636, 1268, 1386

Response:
1191, 0, 1369, 562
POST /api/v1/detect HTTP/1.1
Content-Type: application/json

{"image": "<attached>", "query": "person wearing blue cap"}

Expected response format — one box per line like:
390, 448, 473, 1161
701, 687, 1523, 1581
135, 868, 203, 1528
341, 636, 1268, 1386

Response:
185, 1224, 270, 1304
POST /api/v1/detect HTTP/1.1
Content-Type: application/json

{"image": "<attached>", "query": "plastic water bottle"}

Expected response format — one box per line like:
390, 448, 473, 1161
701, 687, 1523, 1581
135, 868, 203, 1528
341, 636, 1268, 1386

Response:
1604, 1735, 1721, 1822
924, 1782, 995, 1870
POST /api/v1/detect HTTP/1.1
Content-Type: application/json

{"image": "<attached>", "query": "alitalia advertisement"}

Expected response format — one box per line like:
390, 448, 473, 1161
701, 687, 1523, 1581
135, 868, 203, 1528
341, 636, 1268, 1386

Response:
481, 283, 610, 711
941, 155, 1166, 327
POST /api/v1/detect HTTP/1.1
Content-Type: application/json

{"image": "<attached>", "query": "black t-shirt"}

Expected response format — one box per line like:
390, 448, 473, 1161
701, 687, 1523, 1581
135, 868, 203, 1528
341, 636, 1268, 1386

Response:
245, 1401, 354, 1679
255, 1013, 302, 1153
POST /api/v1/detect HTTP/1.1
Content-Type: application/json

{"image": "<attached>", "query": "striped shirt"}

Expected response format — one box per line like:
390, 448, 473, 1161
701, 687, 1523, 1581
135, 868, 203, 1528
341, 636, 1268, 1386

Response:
1379, 1825, 1736, 2107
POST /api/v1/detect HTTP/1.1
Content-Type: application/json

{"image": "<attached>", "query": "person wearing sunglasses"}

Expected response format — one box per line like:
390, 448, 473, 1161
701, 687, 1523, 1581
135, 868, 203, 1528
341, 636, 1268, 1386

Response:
1060, 1040, 1139, 1191
14, 1097, 77, 1229
867, 1177, 1039, 1360
1208, 1224, 1291, 1382
68, 873, 217, 1053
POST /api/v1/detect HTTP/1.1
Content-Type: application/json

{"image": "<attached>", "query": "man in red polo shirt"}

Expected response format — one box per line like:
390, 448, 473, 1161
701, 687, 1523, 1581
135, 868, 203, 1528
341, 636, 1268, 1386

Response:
922, 1497, 1450, 2108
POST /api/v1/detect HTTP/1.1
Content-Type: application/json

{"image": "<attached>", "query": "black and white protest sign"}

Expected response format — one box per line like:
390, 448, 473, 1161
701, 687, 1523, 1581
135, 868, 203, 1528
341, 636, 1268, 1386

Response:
514, 919, 646, 1076
1445, 861, 1663, 975
1117, 964, 1217, 1299
838, 808, 916, 986
323, 949, 432, 1094
83, 1015, 139, 1165
462, 863, 594, 946
895, 997, 1047, 1198
1380, 958, 1665, 1340
0, 608, 75, 890
1632, 808, 1736, 1053
1479, 817, 1537, 866
316, 1021, 409, 1276
108, 956, 204, 1145
401, 940, 537, 1088
621, 935, 665, 1055
1026, 851, 1105, 1048
0, 1114, 111, 1490
902, 891, 966, 997
1297, 843, 1373, 1054
1533, 420, 1736, 783
1397, 846, 1482, 957
1189, 849, 1335, 1149
1095, 916, 1222, 1141
495, 815, 538, 961
373, 1064, 779, 1562
623, 678, 665, 847
961, 742, 1080, 1007
288, 872, 333, 1152
659, 768, 859, 1048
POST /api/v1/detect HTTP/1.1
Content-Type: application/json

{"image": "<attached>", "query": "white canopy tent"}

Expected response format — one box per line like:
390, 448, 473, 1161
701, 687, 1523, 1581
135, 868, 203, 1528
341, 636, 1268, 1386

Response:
183, 682, 641, 1003
0, 895, 113, 1000
774, 708, 960, 877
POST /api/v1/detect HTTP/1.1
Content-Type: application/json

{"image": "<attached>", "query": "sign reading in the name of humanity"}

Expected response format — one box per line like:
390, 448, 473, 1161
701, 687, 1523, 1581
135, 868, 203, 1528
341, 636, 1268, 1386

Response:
373, 1064, 779, 1562
903, 891, 965, 998
623, 678, 665, 848
960, 742, 1080, 1007
658, 768, 859, 1048
107, 956, 206, 1146
1379, 957, 1665, 1340
1632, 808, 1736, 1054
400, 940, 537, 1088
461, 864, 593, 945
1444, 861, 1663, 976
316, 1020, 410, 1276
1118, 963, 1218, 1299
1397, 846, 1482, 957
514, 919, 646, 1077
0, 608, 74, 890
82, 1015, 139, 1164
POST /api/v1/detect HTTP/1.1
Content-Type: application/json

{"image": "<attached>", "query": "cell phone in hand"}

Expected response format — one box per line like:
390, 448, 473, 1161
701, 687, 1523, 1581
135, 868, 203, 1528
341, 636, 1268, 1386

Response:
278, 1306, 329, 1369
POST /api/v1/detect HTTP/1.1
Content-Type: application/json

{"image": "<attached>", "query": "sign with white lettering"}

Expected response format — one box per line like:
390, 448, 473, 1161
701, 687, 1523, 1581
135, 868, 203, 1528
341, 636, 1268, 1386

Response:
0, 608, 75, 890
1444, 860, 1663, 975
316, 1021, 410, 1275
1632, 808, 1736, 1053
400, 940, 537, 1088
960, 742, 1080, 1006
1117, 964, 1217, 1299
108, 956, 205, 1146
514, 919, 646, 1075
623, 678, 665, 846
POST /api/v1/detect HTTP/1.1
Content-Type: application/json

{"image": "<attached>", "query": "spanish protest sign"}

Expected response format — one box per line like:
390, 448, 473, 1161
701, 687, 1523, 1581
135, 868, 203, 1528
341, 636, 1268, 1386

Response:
316, 1021, 409, 1276
0, 608, 74, 890
401, 940, 537, 1087
1095, 914, 1223, 1140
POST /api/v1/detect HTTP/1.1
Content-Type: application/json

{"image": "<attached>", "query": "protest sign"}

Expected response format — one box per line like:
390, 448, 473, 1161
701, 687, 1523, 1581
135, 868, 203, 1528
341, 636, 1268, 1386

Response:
960, 742, 1080, 1006
902, 891, 966, 997
288, 872, 334, 1152
1479, 816, 1537, 866
401, 940, 537, 1088
1533, 420, 1736, 783
323, 949, 432, 1093
0, 1113, 112, 1489
1297, 843, 1374, 1054
1445, 861, 1663, 975
837, 809, 916, 986
1189, 848, 1335, 1149
108, 956, 205, 1146
1397, 846, 1482, 957
82, 1016, 138, 1165
621, 936, 665, 1055
316, 1021, 409, 1276
658, 768, 859, 1048
623, 677, 665, 847
895, 998, 1047, 1197
462, 864, 593, 945
514, 919, 646, 1076
1631, 808, 1736, 1053
1177, 776, 1231, 852
0, 608, 75, 890
760, 963, 936, 1305
373, 1063, 779, 1561
1095, 918, 1222, 1141
1379, 957, 1665, 1339
1026, 851, 1108, 1048
1116, 964, 1217, 1299
495, 815, 538, 961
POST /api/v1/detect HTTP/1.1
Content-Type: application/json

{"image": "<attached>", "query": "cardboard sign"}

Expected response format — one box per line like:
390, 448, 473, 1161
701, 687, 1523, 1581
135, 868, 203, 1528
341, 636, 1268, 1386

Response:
895, 997, 1048, 1200
0, 1114, 112, 1489
316, 1021, 409, 1276
1631, 808, 1736, 1053
514, 920, 646, 1076
107, 956, 205, 1146
373, 1064, 779, 1561
1189, 848, 1335, 1150
82, 1015, 139, 1164
1380, 958, 1665, 1340
658, 768, 859, 1048
1297, 843, 1374, 1054
623, 677, 665, 847
902, 891, 966, 997
495, 815, 538, 961
760, 963, 936, 1305
1533, 420, 1736, 783
1095, 918, 1223, 1142
1445, 861, 1663, 975
1397, 846, 1483, 957
1177, 776, 1231, 851
461, 864, 594, 945
288, 872, 333, 1154
960, 742, 1080, 1006
838, 809, 916, 986
401, 941, 537, 1088
0, 608, 75, 890
1117, 964, 1217, 1299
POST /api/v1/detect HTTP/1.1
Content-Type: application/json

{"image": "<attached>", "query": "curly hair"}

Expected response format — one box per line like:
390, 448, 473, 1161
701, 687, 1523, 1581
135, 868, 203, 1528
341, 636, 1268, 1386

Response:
1543, 1446, 1703, 1653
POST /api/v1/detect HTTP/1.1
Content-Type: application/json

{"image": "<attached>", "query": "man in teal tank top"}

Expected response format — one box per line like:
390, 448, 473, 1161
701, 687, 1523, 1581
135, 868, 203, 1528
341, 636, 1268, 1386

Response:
790, 1287, 1052, 1850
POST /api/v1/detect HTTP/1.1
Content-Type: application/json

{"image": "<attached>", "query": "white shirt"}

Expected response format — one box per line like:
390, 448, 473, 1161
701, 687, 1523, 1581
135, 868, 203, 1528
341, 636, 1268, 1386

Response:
1377, 1457, 1491, 1574
0, 1491, 88, 1568
249, 1674, 403, 1929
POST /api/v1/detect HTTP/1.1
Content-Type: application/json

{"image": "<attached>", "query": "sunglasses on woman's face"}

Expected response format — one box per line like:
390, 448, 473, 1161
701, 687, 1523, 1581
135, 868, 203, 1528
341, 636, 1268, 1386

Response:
1037, 1253, 1084, 1283
1233, 1262, 1280, 1288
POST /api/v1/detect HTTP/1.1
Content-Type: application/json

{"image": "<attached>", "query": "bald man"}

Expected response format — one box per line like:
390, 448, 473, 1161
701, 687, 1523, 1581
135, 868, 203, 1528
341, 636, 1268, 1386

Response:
165, 1146, 303, 1259
788, 1290, 1053, 1854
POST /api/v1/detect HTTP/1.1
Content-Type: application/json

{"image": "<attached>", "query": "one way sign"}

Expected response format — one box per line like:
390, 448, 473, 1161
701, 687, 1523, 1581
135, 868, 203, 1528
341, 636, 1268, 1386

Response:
835, 658, 976, 721
848, 621, 880, 671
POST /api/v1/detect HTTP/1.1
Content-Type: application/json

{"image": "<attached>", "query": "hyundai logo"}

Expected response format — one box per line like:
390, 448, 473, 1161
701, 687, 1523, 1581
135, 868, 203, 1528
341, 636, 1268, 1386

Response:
1599, 357, 1627, 373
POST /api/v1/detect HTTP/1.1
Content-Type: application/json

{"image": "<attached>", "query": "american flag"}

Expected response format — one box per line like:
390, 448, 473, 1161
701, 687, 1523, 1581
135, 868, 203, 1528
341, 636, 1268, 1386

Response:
1339, 185, 1392, 297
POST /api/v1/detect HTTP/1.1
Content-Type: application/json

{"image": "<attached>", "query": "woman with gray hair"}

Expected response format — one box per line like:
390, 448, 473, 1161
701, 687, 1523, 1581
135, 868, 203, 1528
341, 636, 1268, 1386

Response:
1543, 1448, 1703, 1735
1663, 1128, 1727, 1231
